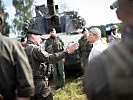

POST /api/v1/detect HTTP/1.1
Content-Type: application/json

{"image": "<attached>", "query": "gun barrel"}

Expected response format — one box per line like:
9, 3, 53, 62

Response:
47, 0, 56, 15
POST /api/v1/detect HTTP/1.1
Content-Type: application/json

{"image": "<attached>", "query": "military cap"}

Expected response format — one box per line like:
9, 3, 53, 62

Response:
48, 28, 56, 33
26, 29, 43, 35
82, 28, 88, 33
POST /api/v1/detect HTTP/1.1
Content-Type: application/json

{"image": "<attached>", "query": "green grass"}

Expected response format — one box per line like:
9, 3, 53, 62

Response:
52, 76, 87, 100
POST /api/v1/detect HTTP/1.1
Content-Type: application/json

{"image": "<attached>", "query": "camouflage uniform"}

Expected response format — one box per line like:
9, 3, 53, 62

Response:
0, 34, 34, 99
78, 36, 92, 71
45, 36, 65, 88
83, 24, 133, 100
25, 39, 67, 100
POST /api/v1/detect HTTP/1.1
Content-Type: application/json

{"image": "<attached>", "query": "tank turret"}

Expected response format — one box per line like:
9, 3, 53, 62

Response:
23, 0, 86, 34
22, 0, 86, 68
47, 0, 57, 16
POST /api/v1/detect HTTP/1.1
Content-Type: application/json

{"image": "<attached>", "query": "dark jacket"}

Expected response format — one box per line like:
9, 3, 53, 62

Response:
45, 36, 64, 53
25, 40, 67, 97
25, 40, 67, 78
0, 34, 34, 100
78, 36, 92, 56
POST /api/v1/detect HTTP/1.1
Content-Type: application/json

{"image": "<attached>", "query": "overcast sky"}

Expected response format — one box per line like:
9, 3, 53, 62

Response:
3, 0, 121, 27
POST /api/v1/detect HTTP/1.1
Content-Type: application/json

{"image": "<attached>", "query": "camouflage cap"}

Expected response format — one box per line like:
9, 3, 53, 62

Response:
26, 29, 43, 35
48, 28, 56, 33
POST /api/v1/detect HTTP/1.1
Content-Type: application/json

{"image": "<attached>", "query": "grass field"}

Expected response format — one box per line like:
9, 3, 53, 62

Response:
51, 75, 87, 100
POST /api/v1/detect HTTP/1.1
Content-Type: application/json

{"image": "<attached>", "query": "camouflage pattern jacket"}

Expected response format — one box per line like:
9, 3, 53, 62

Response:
78, 36, 92, 56
25, 40, 67, 78
45, 36, 64, 53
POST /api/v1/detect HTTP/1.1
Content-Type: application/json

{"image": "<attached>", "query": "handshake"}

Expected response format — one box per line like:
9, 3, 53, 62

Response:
66, 43, 79, 54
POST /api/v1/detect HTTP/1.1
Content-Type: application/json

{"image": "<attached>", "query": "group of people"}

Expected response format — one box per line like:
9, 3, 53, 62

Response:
19, 24, 110, 100
1, 0, 133, 99
21, 28, 66, 91
0, 11, 79, 100
83, 0, 133, 100
78, 27, 109, 72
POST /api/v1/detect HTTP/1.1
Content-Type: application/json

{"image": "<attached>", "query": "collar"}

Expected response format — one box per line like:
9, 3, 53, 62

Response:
50, 35, 58, 39
93, 39, 102, 45
81, 35, 88, 40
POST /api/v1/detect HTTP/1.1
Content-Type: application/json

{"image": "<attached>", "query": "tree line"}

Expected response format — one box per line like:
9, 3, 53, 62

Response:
0, 0, 33, 36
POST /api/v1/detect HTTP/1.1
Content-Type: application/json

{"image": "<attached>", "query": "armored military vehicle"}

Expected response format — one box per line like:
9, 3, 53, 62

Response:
23, 0, 86, 69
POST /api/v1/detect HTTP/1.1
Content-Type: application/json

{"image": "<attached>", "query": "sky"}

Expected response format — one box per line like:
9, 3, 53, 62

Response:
3, 0, 121, 27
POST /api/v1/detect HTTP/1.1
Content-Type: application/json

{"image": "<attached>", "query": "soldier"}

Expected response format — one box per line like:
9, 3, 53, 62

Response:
108, 24, 121, 45
78, 28, 92, 72
83, 0, 133, 100
45, 28, 65, 90
0, 11, 35, 100
24, 29, 78, 100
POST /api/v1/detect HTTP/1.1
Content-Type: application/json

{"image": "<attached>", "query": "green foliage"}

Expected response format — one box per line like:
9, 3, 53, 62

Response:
0, 0, 10, 36
117, 23, 122, 33
12, 0, 33, 34
53, 77, 87, 100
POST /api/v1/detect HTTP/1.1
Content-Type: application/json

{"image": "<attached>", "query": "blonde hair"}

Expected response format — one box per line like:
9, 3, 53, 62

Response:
89, 27, 101, 38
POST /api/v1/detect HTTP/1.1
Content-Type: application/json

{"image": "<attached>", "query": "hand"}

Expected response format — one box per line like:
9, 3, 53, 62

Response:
62, 58, 65, 63
66, 43, 79, 54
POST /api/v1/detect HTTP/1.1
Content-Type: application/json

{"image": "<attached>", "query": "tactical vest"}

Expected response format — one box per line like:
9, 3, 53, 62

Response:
102, 42, 133, 100
45, 37, 64, 53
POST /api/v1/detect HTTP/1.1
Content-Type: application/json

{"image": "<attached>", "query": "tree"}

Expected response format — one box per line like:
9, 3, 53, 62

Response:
0, 0, 10, 36
12, 0, 33, 35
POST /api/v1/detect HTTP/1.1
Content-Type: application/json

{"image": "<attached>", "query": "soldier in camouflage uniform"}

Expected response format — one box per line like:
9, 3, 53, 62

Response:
83, 0, 133, 100
45, 28, 65, 89
78, 28, 92, 72
25, 29, 78, 100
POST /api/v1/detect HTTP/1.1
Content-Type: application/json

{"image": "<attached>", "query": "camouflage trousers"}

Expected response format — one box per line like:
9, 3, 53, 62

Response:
30, 93, 53, 100
80, 52, 89, 71
30, 77, 53, 100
